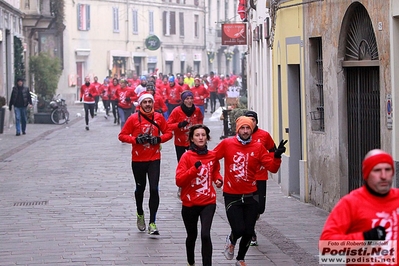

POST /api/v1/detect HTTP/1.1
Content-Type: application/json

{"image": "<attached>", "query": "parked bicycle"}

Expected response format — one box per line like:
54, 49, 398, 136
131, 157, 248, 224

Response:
49, 95, 69, 125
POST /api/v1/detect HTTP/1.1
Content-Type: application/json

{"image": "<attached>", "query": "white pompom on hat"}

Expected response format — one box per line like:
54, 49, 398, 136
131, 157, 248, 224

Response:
138, 93, 154, 105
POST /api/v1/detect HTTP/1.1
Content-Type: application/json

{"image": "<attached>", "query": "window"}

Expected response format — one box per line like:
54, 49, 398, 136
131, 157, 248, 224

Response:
309, 37, 324, 131
149, 11, 154, 35
77, 4, 90, 31
163, 11, 176, 35
194, 15, 199, 38
133, 10, 138, 34
179, 12, 184, 37
170, 11, 176, 35
113, 7, 119, 32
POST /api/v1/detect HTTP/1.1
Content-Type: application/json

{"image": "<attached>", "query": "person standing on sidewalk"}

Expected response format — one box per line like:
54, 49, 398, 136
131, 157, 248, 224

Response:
79, 76, 98, 131
8, 78, 32, 136
118, 93, 173, 235
245, 111, 277, 246
320, 149, 399, 264
176, 124, 223, 266
167, 90, 204, 198
213, 116, 287, 266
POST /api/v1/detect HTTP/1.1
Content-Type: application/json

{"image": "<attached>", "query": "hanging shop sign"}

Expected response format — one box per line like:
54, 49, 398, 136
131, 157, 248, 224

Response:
221, 23, 247, 46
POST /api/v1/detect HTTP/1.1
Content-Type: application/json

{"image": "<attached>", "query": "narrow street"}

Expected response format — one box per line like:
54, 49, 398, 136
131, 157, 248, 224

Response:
0, 104, 327, 266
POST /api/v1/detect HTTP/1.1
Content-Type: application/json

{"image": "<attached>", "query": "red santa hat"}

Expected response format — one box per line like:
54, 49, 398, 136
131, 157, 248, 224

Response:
138, 93, 154, 105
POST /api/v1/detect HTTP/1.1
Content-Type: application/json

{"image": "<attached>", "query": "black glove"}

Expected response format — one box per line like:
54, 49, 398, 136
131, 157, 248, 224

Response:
195, 161, 202, 169
178, 121, 189, 128
274, 140, 288, 158
125, 97, 131, 102
149, 136, 161, 145
80, 98, 82, 102
136, 134, 148, 144
89, 93, 93, 98
363, 226, 386, 241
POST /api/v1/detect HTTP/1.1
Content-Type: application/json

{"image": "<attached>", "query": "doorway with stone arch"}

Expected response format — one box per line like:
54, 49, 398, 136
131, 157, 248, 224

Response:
340, 3, 380, 192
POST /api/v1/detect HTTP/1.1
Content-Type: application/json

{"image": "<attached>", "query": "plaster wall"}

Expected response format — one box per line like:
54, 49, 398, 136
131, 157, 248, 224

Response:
304, 0, 391, 211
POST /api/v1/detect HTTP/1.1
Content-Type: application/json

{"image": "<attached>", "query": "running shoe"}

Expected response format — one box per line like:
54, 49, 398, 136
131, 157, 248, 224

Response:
250, 233, 258, 246
223, 235, 235, 260
148, 222, 159, 235
136, 213, 146, 231
235, 260, 247, 266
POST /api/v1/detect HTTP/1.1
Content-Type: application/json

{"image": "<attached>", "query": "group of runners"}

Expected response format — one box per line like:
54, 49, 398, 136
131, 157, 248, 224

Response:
81, 71, 283, 266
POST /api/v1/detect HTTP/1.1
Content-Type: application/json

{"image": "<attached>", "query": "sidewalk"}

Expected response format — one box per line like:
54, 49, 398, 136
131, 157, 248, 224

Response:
0, 104, 328, 266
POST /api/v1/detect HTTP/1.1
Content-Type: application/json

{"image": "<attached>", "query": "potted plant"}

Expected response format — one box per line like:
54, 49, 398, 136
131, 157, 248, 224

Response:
29, 52, 62, 123
0, 96, 5, 134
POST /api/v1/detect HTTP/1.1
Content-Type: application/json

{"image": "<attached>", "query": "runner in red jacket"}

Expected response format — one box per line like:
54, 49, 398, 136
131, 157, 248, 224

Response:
320, 149, 398, 266
245, 111, 277, 246
190, 77, 209, 115
100, 78, 111, 119
176, 124, 223, 266
118, 93, 173, 236
108, 78, 120, 124
213, 116, 286, 266
115, 79, 137, 128
208, 71, 220, 113
79, 76, 98, 130
166, 76, 183, 115
168, 90, 204, 199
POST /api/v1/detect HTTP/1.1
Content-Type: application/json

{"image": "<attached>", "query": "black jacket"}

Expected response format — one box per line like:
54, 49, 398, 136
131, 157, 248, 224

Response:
9, 86, 32, 109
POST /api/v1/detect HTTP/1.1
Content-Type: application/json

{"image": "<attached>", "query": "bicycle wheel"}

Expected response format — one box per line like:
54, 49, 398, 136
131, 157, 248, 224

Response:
51, 109, 67, 125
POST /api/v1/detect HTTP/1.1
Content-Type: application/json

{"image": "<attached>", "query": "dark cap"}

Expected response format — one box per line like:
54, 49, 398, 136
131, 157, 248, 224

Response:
16, 77, 25, 82
245, 111, 258, 124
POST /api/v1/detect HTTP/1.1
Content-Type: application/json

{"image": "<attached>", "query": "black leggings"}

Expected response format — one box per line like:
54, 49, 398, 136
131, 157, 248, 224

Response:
83, 103, 95, 125
175, 145, 189, 162
103, 99, 110, 115
217, 93, 225, 107
256, 180, 267, 215
132, 160, 160, 224
209, 92, 217, 112
182, 204, 216, 266
111, 100, 119, 121
224, 194, 258, 261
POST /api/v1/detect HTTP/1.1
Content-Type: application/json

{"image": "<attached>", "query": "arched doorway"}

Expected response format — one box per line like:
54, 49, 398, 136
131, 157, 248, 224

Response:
342, 3, 380, 191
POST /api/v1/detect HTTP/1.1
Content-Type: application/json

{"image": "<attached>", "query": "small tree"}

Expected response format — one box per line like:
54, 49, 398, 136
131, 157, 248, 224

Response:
14, 36, 25, 84
29, 52, 62, 111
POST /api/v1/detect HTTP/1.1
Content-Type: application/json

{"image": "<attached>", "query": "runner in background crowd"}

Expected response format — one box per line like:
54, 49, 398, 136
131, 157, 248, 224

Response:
166, 76, 183, 116
100, 77, 111, 119
115, 79, 137, 129
92, 76, 102, 116
208, 71, 220, 113
79, 76, 98, 131
190, 77, 209, 116
168, 90, 204, 198
108, 78, 120, 125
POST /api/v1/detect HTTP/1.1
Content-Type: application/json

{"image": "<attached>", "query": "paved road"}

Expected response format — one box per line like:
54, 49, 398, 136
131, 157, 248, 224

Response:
0, 104, 329, 266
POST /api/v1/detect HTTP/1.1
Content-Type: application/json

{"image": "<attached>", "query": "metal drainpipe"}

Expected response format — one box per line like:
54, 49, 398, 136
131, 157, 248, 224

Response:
126, 0, 129, 48
204, 3, 207, 73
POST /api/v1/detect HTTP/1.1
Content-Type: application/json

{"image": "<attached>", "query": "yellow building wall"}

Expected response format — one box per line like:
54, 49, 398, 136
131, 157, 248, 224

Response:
272, 1, 306, 160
